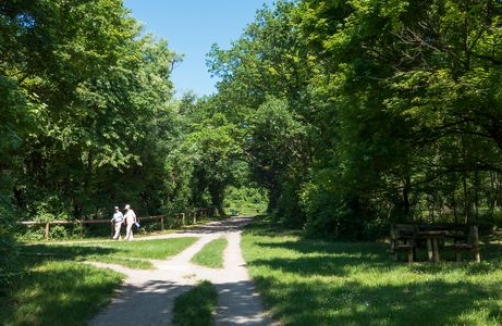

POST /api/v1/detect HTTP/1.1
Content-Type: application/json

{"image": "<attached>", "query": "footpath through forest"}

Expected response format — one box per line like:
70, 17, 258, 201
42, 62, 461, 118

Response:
87, 217, 277, 326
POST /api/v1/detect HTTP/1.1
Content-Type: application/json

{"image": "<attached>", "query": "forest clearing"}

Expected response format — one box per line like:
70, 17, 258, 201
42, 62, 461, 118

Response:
4, 0, 502, 325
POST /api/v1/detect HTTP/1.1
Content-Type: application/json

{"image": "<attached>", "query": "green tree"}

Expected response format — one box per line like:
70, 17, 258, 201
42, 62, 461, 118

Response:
296, 0, 502, 231
208, 1, 316, 223
1, 0, 181, 219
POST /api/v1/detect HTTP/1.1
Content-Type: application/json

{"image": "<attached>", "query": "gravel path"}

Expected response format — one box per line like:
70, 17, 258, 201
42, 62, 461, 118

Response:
87, 217, 277, 326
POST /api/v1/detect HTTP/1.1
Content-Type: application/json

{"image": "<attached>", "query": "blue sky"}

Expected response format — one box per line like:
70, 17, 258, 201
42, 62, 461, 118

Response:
123, 0, 275, 97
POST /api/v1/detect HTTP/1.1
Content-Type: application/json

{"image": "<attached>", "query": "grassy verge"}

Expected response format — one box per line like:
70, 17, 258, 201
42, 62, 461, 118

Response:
0, 259, 123, 326
21, 237, 198, 269
0, 237, 198, 325
172, 280, 218, 326
241, 218, 502, 326
191, 237, 228, 268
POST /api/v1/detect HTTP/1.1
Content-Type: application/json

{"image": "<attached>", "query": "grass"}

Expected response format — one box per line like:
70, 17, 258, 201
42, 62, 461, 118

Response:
172, 280, 218, 326
0, 259, 123, 326
0, 237, 198, 326
241, 219, 502, 326
191, 237, 228, 268
20, 237, 198, 269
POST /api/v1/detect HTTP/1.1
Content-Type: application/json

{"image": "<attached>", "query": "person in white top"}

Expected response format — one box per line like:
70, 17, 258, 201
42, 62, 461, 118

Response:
110, 206, 123, 240
123, 204, 137, 241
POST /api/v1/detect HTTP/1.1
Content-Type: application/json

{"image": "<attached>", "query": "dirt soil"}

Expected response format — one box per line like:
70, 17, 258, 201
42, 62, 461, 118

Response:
87, 217, 278, 326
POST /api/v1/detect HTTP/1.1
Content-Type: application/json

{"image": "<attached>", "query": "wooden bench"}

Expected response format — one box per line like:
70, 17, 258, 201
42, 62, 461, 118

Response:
452, 225, 480, 262
390, 224, 418, 263
419, 223, 481, 262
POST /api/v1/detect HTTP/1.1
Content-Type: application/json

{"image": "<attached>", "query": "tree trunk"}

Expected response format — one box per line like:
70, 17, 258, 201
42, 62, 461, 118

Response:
402, 176, 411, 219
267, 185, 281, 213
208, 182, 224, 217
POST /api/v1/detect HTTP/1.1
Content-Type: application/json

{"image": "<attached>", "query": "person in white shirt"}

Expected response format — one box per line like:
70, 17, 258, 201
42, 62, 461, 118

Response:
110, 206, 123, 240
123, 204, 137, 241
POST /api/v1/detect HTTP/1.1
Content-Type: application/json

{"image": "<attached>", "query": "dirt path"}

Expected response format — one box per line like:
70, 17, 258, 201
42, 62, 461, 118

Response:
87, 217, 276, 326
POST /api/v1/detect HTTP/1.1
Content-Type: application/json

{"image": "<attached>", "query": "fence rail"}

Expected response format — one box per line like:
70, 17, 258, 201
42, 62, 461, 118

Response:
19, 209, 209, 240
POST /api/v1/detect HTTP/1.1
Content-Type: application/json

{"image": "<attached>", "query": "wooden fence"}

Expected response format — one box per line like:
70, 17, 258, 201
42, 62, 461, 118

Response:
20, 208, 210, 240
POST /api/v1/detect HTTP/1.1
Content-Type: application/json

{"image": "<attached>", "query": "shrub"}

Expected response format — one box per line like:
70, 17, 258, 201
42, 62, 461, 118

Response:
0, 194, 19, 294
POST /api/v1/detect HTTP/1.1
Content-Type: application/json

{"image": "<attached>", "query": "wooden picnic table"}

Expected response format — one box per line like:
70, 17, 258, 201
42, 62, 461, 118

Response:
416, 230, 446, 263
390, 223, 480, 263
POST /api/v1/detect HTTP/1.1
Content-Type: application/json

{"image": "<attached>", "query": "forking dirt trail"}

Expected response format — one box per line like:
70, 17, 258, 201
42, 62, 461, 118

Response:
87, 217, 278, 326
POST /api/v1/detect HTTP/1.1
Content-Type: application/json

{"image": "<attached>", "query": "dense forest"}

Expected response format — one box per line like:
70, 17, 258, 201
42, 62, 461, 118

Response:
3, 0, 502, 285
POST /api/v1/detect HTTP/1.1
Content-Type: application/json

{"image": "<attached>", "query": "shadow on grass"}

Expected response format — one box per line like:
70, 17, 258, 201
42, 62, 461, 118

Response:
246, 235, 502, 325
250, 240, 391, 277
0, 261, 123, 326
254, 274, 502, 325
19, 243, 119, 267
1, 265, 272, 325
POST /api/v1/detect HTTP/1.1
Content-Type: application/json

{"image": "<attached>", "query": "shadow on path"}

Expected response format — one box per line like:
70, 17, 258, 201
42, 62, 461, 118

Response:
216, 280, 273, 325
179, 217, 253, 234
88, 280, 191, 326
88, 217, 277, 326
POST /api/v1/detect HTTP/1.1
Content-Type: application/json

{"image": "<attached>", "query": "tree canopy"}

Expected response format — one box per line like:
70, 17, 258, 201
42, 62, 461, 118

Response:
4, 0, 502, 242
205, 0, 502, 239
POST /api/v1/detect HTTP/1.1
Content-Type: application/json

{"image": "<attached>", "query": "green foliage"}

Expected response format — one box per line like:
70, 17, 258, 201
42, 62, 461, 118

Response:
301, 180, 383, 240
206, 0, 502, 237
0, 183, 19, 293
224, 186, 268, 215
171, 95, 246, 216
245, 97, 308, 214
0, 0, 190, 223
6, 0, 502, 244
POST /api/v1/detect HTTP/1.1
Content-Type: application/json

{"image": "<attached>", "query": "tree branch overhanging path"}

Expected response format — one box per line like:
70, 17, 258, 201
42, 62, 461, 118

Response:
87, 217, 277, 326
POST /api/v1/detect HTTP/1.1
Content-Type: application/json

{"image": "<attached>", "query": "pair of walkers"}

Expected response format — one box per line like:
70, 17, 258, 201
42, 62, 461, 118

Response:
111, 204, 137, 241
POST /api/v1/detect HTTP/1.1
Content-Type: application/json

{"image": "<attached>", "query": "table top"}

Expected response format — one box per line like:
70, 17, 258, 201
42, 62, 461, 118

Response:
416, 230, 446, 238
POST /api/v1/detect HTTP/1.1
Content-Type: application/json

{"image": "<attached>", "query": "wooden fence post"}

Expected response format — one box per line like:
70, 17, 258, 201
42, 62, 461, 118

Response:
20, 212, 207, 239
79, 220, 84, 237
472, 226, 481, 263
45, 222, 50, 240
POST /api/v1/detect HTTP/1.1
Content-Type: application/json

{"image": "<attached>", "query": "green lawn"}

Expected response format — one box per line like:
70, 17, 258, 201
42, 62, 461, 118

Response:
191, 237, 228, 268
241, 221, 502, 326
172, 280, 218, 326
8, 220, 502, 326
0, 258, 123, 326
21, 237, 198, 269
0, 237, 198, 326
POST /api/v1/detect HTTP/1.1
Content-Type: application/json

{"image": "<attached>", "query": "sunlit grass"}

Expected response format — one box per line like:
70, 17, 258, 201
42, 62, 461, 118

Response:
241, 221, 502, 326
21, 237, 198, 269
0, 260, 123, 326
0, 237, 200, 325
172, 280, 218, 326
191, 237, 228, 268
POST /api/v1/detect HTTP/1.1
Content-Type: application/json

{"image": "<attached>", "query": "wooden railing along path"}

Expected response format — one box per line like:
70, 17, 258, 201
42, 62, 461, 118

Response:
20, 208, 210, 240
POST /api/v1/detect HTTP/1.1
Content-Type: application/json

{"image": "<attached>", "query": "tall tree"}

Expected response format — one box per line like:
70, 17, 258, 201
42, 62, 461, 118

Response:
1, 0, 179, 218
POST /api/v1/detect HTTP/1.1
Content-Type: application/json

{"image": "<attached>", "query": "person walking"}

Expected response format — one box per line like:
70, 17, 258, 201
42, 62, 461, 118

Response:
110, 206, 124, 240
124, 204, 137, 241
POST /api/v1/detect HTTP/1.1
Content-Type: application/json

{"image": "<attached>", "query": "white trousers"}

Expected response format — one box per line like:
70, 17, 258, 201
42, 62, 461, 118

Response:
125, 223, 134, 241
112, 222, 122, 239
